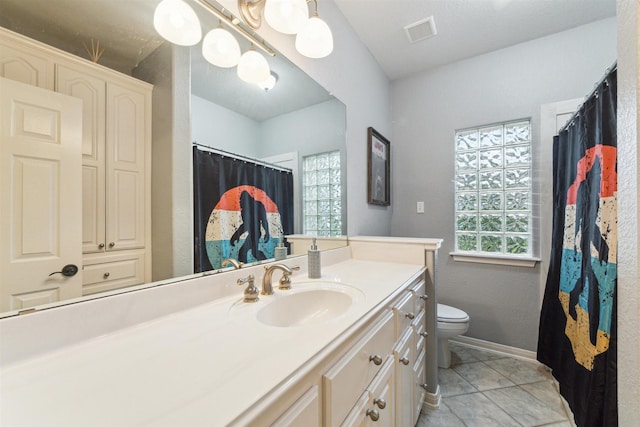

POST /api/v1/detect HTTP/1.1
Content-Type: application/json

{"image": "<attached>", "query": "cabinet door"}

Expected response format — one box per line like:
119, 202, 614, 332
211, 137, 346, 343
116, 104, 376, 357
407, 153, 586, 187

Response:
105, 81, 147, 251
0, 32, 53, 89
367, 356, 394, 427
56, 64, 107, 254
413, 348, 426, 422
341, 357, 394, 427
271, 385, 320, 427
394, 329, 414, 427
340, 393, 368, 427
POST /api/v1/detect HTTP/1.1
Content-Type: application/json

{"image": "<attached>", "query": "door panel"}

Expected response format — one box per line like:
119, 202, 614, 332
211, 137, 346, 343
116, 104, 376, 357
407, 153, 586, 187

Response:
106, 82, 146, 251
0, 77, 82, 312
56, 64, 106, 253
0, 42, 53, 89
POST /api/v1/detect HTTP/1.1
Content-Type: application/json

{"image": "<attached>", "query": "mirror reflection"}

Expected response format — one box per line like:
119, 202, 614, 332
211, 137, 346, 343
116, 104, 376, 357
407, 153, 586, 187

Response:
0, 0, 347, 317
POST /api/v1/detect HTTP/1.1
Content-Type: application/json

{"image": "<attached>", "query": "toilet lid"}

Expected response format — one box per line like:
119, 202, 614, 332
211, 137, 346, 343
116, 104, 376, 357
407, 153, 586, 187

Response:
437, 303, 469, 323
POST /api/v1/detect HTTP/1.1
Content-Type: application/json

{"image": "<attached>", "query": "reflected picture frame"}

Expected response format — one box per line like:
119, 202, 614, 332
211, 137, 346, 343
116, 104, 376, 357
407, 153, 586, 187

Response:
367, 127, 391, 206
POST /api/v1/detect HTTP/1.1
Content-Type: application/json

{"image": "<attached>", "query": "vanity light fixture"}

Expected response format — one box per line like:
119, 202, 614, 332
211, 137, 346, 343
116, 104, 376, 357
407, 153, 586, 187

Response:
257, 72, 278, 91
202, 23, 241, 68
153, 0, 202, 46
264, 0, 309, 34
237, 44, 271, 83
295, 0, 333, 58
153, 0, 275, 85
238, 0, 334, 59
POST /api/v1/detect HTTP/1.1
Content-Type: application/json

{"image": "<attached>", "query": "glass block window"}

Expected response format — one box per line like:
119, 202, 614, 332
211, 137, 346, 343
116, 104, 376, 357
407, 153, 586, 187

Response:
455, 120, 532, 255
302, 151, 342, 236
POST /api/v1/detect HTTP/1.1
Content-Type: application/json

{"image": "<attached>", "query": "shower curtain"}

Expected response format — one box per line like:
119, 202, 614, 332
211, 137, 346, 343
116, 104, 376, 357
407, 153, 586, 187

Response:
193, 147, 294, 272
537, 67, 617, 427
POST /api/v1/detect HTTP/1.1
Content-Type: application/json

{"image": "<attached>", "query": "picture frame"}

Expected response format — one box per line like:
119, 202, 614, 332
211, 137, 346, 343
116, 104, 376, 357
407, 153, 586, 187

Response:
367, 127, 391, 206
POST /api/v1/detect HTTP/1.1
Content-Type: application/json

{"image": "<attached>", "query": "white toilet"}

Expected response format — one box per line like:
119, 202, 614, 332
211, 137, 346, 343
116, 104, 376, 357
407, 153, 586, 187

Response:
437, 303, 470, 369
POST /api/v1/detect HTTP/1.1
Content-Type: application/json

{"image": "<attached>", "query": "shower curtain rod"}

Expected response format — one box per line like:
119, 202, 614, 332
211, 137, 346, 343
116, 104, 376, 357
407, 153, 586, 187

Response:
193, 142, 292, 173
558, 61, 617, 134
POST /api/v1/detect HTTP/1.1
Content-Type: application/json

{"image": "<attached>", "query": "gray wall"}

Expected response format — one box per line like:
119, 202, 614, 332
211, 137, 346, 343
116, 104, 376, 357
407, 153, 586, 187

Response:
390, 18, 617, 351
135, 44, 193, 282
191, 94, 261, 155
217, 0, 393, 237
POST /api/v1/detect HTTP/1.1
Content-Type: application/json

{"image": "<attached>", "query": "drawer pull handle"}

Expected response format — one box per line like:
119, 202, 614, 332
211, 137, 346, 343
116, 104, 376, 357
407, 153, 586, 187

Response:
108, 242, 115, 248
405, 312, 415, 320
98, 243, 105, 249
419, 294, 429, 300
103, 272, 110, 279
366, 409, 379, 421
373, 398, 386, 409
420, 383, 429, 390
399, 357, 410, 366
369, 354, 382, 365
420, 331, 429, 338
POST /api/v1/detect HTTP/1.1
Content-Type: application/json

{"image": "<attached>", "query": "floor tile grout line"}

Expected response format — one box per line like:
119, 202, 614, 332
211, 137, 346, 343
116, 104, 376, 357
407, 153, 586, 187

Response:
481, 384, 570, 427
479, 388, 527, 427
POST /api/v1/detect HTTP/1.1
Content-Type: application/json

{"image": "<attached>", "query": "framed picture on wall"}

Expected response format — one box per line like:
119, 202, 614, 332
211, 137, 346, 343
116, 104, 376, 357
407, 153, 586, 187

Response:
367, 127, 391, 206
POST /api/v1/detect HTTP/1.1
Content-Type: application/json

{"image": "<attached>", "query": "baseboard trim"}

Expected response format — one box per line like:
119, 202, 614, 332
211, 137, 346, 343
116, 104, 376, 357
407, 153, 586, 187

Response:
422, 385, 441, 408
450, 335, 538, 362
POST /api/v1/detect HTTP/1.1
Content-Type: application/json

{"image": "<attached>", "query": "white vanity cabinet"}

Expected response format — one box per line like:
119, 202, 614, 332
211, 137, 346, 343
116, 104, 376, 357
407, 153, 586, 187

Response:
323, 311, 395, 426
321, 275, 427, 427
0, 27, 152, 293
236, 272, 428, 427
341, 356, 395, 426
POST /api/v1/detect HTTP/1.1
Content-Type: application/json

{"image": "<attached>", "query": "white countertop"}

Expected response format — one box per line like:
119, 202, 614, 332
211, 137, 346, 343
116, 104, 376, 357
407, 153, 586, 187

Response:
0, 259, 424, 427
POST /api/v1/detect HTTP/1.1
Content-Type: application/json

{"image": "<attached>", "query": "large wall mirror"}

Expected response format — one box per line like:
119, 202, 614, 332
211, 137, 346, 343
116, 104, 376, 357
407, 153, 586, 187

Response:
0, 0, 347, 318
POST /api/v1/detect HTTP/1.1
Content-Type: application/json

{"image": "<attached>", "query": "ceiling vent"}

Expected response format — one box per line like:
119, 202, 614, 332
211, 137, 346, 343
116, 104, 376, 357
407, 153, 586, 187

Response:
404, 16, 437, 44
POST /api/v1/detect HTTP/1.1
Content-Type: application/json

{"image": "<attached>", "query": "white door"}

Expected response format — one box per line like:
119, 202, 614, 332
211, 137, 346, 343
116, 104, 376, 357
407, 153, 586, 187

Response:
0, 77, 83, 312
539, 98, 582, 305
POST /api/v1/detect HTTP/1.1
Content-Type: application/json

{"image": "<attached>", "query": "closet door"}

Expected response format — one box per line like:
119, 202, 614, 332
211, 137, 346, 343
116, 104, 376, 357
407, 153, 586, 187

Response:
105, 81, 147, 251
56, 64, 107, 254
0, 32, 54, 89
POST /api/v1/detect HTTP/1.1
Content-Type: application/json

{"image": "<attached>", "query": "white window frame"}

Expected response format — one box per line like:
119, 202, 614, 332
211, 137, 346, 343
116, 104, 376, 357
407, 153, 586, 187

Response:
450, 119, 540, 267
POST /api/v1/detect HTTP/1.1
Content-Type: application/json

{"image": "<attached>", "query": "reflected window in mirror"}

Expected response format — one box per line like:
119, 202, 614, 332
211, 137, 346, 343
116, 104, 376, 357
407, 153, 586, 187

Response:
303, 151, 342, 236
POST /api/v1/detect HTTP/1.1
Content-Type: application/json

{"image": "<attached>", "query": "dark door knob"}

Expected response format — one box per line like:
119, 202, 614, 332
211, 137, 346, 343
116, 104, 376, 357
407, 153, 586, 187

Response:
49, 264, 79, 277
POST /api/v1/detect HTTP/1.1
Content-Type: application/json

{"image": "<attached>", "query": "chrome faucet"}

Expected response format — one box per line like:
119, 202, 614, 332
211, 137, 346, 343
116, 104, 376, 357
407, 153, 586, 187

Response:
221, 258, 243, 269
262, 264, 300, 295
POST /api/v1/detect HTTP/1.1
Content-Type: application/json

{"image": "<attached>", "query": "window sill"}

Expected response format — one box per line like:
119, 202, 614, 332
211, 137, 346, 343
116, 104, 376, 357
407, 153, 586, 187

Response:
449, 252, 541, 268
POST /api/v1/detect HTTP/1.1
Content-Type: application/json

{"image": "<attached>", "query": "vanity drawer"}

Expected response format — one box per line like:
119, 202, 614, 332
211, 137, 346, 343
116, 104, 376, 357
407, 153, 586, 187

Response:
409, 280, 426, 314
82, 251, 145, 295
324, 310, 395, 427
393, 293, 415, 338
412, 309, 426, 356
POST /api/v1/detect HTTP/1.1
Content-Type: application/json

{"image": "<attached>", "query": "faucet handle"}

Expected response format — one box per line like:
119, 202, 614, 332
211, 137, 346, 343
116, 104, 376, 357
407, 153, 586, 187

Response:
278, 265, 300, 290
222, 258, 243, 269
237, 274, 259, 303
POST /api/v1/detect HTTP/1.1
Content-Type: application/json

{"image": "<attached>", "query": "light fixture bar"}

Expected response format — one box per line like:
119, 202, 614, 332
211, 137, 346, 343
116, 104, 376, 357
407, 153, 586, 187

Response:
192, 0, 276, 57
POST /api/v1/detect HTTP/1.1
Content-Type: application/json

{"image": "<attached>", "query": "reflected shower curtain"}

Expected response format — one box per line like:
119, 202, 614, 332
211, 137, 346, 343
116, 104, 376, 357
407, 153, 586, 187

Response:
537, 68, 617, 427
193, 147, 294, 272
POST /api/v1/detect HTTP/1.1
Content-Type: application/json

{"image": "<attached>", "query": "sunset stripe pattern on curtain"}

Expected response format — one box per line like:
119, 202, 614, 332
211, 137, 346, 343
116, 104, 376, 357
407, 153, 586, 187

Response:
193, 147, 294, 272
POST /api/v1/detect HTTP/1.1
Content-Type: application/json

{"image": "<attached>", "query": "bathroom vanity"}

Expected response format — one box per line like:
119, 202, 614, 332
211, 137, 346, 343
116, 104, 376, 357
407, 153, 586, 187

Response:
0, 237, 441, 426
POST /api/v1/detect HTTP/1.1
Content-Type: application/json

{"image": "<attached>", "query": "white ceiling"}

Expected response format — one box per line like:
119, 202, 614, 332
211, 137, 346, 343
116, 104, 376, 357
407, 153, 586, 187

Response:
0, 0, 617, 114
334, 0, 616, 80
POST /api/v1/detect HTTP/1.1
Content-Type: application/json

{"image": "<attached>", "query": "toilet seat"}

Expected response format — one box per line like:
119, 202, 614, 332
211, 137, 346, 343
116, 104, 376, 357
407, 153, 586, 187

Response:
437, 303, 469, 323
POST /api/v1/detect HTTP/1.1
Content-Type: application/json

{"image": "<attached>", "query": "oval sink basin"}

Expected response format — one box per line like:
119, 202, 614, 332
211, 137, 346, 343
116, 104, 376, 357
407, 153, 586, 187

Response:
257, 285, 360, 327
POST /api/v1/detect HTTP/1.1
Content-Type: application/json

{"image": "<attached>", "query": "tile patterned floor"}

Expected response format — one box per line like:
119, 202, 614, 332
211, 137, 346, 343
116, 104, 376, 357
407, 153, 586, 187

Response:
417, 342, 575, 427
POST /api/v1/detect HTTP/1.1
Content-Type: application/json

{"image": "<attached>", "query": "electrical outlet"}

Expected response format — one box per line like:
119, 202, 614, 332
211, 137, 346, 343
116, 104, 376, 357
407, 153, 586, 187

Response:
417, 201, 425, 214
